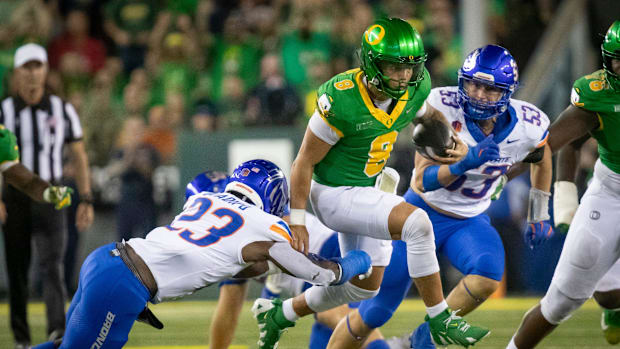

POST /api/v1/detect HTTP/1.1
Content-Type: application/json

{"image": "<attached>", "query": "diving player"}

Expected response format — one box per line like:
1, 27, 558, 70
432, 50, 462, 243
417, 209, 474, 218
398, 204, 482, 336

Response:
329, 44, 553, 349
193, 168, 388, 349
508, 20, 620, 349
32, 159, 372, 349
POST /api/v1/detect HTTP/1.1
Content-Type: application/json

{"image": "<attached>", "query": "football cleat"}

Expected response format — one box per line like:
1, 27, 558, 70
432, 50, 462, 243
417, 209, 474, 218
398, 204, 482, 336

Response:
601, 309, 620, 344
426, 308, 490, 347
252, 298, 295, 349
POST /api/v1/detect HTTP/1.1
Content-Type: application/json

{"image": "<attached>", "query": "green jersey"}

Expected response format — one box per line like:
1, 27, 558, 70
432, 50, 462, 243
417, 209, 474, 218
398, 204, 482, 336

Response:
571, 70, 620, 173
0, 124, 19, 172
313, 68, 431, 187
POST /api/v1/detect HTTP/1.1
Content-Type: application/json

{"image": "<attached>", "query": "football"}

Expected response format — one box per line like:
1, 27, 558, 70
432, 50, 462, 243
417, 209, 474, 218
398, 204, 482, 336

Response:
412, 117, 456, 161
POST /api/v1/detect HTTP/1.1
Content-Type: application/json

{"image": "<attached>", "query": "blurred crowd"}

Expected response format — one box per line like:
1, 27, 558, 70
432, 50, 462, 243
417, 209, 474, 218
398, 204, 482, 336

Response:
0, 0, 562, 243
0, 0, 551, 169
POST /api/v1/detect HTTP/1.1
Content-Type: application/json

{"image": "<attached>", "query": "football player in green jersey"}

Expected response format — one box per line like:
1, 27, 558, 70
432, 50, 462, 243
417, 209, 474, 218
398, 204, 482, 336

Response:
0, 125, 72, 216
508, 20, 620, 349
252, 17, 490, 349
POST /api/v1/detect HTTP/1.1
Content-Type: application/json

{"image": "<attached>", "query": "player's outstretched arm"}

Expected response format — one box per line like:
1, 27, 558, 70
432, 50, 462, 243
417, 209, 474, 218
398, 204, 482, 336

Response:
290, 127, 332, 254
242, 241, 371, 286
3, 163, 73, 209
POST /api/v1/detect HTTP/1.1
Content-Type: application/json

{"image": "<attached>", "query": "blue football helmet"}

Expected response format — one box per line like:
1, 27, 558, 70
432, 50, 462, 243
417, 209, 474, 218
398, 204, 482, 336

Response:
225, 159, 289, 217
457, 45, 519, 120
185, 171, 230, 200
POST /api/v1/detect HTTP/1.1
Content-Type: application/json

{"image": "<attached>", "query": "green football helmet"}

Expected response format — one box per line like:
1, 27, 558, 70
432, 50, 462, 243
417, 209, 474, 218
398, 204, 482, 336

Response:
602, 20, 620, 91
359, 17, 427, 99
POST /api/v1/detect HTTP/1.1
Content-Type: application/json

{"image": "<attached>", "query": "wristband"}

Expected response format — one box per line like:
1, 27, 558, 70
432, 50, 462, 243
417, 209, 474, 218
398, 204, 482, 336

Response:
80, 193, 94, 205
43, 187, 53, 203
422, 165, 442, 192
448, 161, 468, 176
289, 208, 306, 225
527, 187, 551, 222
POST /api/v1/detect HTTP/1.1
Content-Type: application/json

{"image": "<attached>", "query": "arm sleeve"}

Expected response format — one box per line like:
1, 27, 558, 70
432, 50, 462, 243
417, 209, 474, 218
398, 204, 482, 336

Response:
308, 110, 341, 145
267, 242, 336, 286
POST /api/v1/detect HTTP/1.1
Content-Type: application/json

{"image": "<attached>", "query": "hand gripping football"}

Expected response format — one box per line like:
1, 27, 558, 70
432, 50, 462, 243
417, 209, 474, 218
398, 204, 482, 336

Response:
412, 117, 456, 161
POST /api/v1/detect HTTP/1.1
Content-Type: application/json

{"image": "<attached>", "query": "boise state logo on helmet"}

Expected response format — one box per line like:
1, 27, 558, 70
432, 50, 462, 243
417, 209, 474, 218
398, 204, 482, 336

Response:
225, 159, 289, 217
185, 171, 229, 200
457, 45, 518, 120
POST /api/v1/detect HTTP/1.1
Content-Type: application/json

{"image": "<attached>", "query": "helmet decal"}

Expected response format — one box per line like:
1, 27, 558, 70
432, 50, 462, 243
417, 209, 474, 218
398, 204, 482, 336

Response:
462, 49, 479, 72
365, 25, 385, 46
225, 159, 289, 217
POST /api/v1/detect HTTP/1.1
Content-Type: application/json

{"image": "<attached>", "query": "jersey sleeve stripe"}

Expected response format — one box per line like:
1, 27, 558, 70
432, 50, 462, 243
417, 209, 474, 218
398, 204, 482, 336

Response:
317, 110, 344, 138
270, 224, 292, 242
0, 160, 18, 172
536, 130, 549, 148
596, 113, 604, 131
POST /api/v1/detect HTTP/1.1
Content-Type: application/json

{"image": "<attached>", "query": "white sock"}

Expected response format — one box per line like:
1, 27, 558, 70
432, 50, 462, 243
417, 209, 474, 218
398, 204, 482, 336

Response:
426, 300, 448, 318
507, 337, 518, 349
282, 298, 299, 322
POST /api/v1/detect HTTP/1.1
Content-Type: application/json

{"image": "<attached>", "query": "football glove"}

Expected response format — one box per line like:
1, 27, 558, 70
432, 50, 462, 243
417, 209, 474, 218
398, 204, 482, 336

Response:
524, 221, 554, 249
449, 135, 500, 176
43, 186, 74, 210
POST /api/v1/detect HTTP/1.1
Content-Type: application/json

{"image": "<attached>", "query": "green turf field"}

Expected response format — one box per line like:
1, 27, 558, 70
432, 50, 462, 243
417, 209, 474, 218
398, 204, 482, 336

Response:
0, 298, 611, 348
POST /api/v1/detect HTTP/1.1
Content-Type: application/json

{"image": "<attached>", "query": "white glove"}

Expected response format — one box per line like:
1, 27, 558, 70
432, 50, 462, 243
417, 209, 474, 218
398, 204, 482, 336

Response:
553, 181, 578, 233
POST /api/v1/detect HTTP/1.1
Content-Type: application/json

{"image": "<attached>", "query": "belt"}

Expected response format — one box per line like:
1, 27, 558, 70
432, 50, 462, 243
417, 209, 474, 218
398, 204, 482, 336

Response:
113, 242, 158, 299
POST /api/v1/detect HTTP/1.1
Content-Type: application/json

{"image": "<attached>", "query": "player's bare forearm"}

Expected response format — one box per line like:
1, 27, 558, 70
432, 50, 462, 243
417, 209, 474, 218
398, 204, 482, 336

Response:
3, 163, 50, 202
548, 105, 599, 154
556, 134, 590, 182
290, 127, 331, 209
243, 241, 339, 285
412, 152, 461, 193
530, 143, 552, 192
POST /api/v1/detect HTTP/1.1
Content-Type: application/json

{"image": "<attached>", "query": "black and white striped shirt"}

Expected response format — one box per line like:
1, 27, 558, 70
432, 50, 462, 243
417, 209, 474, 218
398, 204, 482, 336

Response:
0, 94, 83, 182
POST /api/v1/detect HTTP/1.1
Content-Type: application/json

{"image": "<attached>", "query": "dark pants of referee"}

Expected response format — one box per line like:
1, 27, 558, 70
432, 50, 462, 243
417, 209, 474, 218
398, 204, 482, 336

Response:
3, 185, 67, 345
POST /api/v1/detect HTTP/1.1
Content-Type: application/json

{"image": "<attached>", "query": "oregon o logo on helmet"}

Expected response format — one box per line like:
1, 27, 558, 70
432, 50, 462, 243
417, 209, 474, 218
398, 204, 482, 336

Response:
365, 25, 385, 45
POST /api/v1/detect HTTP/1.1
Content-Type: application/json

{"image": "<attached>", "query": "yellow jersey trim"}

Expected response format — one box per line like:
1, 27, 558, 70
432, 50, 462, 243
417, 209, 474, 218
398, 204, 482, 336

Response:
355, 70, 408, 129
597, 113, 604, 131
317, 110, 344, 138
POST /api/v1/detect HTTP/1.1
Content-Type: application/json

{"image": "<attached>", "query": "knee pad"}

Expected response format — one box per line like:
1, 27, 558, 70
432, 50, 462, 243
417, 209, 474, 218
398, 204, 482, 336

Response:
305, 282, 379, 313
540, 284, 588, 325
401, 209, 438, 278
358, 300, 396, 328
309, 321, 333, 349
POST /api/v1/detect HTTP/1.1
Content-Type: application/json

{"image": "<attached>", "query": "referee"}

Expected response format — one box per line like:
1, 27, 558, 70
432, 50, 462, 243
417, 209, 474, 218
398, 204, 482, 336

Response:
0, 43, 94, 349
